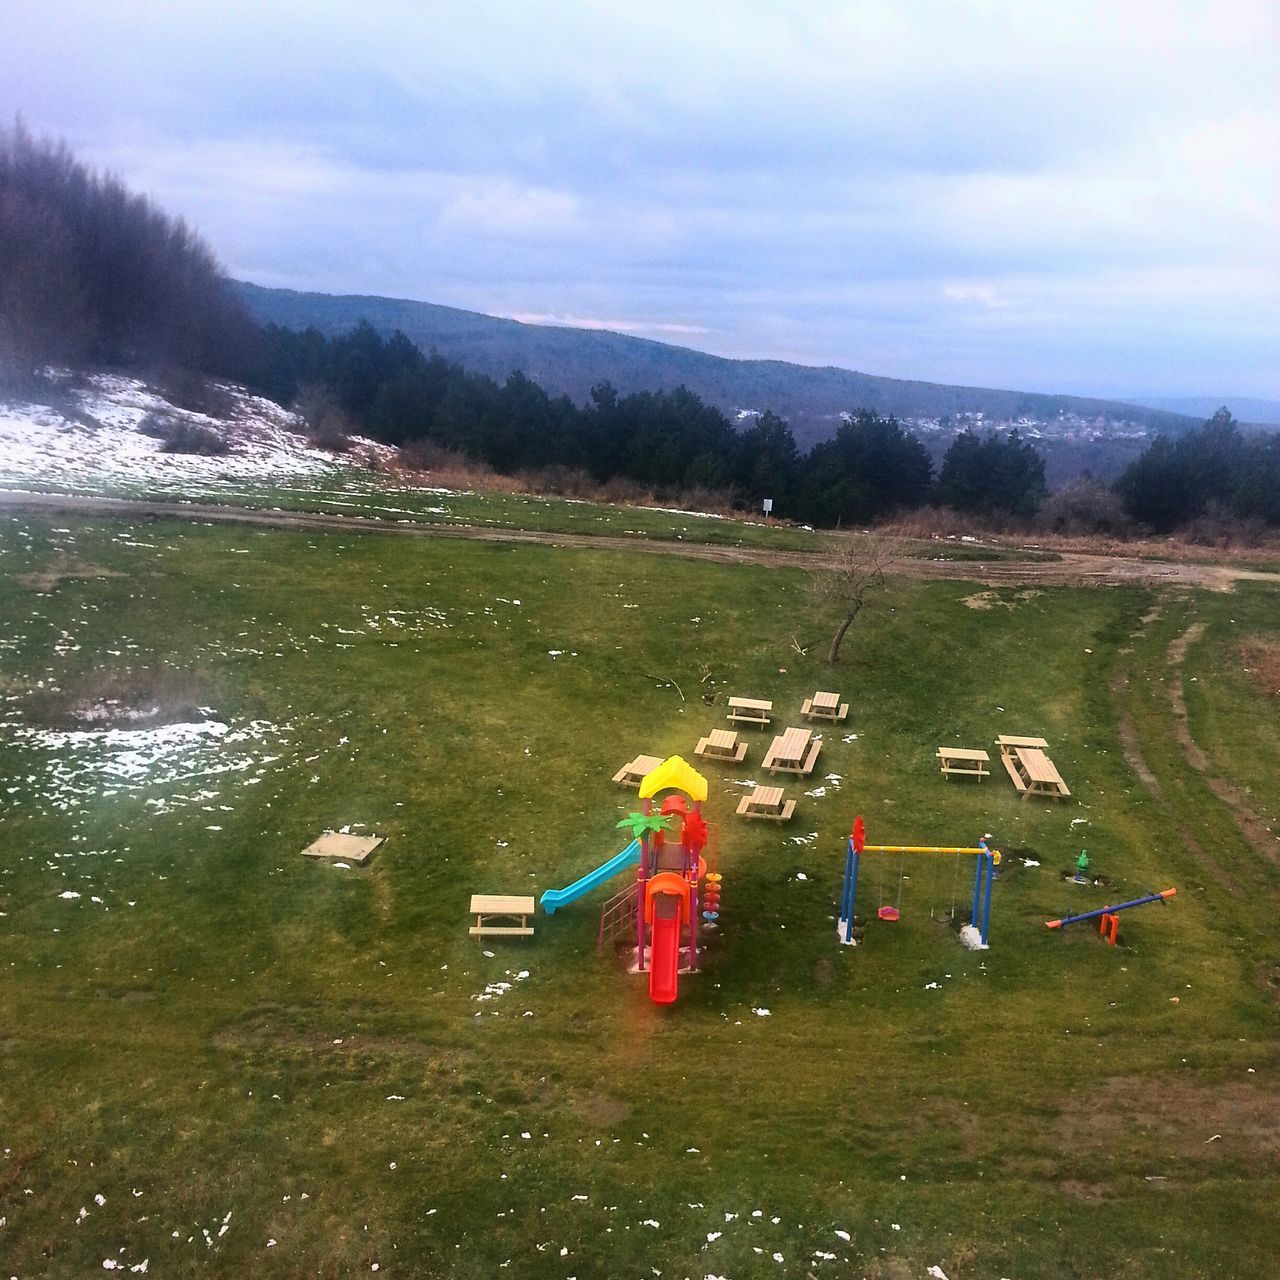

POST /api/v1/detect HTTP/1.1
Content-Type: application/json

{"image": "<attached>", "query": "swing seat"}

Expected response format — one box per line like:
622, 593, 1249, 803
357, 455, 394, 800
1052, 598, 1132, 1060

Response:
877, 905, 901, 922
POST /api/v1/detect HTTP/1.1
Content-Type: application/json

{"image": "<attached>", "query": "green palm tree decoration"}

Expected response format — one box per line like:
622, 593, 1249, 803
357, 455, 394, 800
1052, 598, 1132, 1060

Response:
616, 812, 670, 843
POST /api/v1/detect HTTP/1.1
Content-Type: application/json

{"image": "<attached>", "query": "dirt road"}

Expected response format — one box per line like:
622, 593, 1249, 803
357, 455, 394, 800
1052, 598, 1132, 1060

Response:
3, 489, 1278, 592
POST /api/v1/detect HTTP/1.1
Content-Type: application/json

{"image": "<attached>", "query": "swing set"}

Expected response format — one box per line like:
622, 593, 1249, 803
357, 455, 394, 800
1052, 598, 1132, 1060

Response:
837, 815, 1001, 948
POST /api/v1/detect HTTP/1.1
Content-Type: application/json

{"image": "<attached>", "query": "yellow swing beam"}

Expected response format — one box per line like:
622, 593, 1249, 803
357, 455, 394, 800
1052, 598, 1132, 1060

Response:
863, 843, 999, 861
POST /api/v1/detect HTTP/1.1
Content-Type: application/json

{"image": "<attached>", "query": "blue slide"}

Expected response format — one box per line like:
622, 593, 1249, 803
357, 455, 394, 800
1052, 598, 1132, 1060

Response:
539, 839, 641, 915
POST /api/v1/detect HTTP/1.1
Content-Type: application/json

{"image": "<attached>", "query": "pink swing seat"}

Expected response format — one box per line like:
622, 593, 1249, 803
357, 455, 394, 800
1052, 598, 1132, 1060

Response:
877, 905, 901, 923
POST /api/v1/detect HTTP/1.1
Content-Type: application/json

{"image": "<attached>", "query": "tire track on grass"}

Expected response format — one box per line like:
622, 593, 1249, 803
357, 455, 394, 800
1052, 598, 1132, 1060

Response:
1166, 621, 1280, 871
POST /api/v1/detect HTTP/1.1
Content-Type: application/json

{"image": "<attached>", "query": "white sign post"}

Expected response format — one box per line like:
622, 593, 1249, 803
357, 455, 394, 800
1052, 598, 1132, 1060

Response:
762, 498, 773, 516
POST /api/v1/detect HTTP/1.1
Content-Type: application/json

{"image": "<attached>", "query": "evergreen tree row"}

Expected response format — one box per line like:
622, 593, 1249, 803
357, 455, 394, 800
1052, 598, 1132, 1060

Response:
239, 319, 1048, 525
1115, 409, 1280, 532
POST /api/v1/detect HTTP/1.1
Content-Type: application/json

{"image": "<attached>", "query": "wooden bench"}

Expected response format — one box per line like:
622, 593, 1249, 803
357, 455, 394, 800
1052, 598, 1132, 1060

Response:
1001, 752, 1030, 793
802, 690, 849, 722
936, 747, 990, 781
763, 726, 821, 776
469, 894, 535, 938
736, 785, 796, 821
727, 696, 773, 728
695, 728, 748, 764
612, 754, 664, 788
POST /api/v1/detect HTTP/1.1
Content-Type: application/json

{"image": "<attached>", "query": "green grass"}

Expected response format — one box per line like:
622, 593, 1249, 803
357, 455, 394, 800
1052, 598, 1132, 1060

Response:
0, 517, 1277, 1278
2, 464, 828, 552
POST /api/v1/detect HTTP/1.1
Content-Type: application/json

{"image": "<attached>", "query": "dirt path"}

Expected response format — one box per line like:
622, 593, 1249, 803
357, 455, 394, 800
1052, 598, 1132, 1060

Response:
5, 490, 1280, 591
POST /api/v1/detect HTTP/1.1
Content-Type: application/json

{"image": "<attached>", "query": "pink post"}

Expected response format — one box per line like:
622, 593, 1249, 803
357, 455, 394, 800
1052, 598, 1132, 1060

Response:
635, 796, 651, 971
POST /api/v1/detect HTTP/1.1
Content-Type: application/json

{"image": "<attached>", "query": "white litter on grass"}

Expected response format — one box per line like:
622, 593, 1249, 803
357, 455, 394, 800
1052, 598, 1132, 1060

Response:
794, 872, 808, 881
642, 507, 725, 520
928, 1267, 951, 1280
642, 1219, 660, 1228
752, 1007, 771, 1017
958, 924, 989, 951
834, 1229, 851, 1242
842, 734, 858, 743
58, 890, 81, 900
1022, 857, 1040, 867
10, 715, 291, 817
924, 981, 941, 990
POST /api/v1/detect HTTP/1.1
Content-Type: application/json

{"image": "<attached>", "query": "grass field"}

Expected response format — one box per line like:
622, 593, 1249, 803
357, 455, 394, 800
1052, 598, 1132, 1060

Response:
1, 511, 1277, 1278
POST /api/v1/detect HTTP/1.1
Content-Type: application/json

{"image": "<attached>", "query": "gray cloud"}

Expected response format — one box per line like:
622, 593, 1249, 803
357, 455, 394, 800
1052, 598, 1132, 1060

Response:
2, 0, 1276, 397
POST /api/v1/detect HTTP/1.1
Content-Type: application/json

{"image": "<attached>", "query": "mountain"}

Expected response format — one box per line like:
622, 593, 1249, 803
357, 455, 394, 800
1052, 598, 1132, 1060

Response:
235, 282, 1197, 450
1120, 395, 1280, 428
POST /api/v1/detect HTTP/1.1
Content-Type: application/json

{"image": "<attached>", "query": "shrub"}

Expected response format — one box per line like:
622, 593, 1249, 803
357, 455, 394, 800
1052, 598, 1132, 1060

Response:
1037, 477, 1131, 536
138, 411, 229, 456
155, 367, 235, 418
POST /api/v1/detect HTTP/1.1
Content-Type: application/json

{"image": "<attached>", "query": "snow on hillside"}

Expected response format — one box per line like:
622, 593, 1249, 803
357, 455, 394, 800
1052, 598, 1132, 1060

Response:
0, 372, 395, 499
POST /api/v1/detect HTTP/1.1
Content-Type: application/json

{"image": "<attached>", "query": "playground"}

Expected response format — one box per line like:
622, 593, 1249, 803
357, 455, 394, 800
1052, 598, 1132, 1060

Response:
1, 510, 1278, 1278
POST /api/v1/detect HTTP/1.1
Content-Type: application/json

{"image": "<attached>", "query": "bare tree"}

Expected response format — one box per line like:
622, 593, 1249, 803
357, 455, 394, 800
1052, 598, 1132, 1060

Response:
810, 528, 909, 664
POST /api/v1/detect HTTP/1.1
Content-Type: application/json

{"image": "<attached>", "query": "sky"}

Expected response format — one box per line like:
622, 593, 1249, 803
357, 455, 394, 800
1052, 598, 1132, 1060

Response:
3, 0, 1277, 399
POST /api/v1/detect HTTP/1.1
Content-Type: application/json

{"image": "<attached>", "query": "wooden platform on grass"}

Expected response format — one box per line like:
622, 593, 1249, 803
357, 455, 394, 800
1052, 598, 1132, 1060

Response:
736, 785, 796, 821
802, 691, 849, 722
469, 894, 535, 938
727, 696, 773, 727
936, 746, 990, 781
300, 831, 384, 863
612, 754, 664, 788
695, 728, 749, 764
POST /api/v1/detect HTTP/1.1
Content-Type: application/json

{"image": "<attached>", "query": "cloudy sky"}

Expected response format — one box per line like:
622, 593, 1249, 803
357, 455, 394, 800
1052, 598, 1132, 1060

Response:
4, 0, 1277, 398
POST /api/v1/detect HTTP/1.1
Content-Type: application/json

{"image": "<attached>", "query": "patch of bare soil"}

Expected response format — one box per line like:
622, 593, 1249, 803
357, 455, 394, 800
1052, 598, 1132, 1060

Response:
1166, 622, 1279, 868
214, 1018, 435, 1059
23, 669, 212, 731
1240, 641, 1280, 698
569, 1091, 633, 1128
15, 555, 127, 592
1056, 1076, 1280, 1168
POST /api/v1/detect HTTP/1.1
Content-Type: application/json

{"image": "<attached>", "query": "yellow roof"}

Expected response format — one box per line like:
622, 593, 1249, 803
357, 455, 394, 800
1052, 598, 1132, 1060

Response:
638, 755, 708, 803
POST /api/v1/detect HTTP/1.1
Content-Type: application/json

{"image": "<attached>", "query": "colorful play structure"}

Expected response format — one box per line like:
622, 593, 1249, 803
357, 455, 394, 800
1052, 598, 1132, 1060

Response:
838, 815, 1000, 947
1045, 888, 1176, 944
540, 756, 715, 1006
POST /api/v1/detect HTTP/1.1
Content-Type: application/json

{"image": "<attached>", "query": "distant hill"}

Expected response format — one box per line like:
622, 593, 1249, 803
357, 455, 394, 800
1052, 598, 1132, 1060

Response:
1121, 395, 1280, 428
235, 282, 1196, 450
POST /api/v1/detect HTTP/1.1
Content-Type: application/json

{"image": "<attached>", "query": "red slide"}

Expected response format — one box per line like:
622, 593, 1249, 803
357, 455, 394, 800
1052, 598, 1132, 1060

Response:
648, 893, 682, 1005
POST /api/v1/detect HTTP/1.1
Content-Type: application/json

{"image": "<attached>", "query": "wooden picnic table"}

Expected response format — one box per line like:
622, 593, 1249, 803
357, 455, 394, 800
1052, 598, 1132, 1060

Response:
469, 894, 536, 938
936, 746, 990, 781
996, 734, 1049, 760
1001, 744, 1071, 800
763, 726, 822, 776
727, 696, 773, 728
695, 727, 748, 764
612, 754, 664, 788
802, 690, 849, 722
735, 784, 796, 821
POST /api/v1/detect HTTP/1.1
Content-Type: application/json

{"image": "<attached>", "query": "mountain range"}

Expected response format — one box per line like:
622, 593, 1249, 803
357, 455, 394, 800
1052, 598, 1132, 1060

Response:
235, 282, 1200, 451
